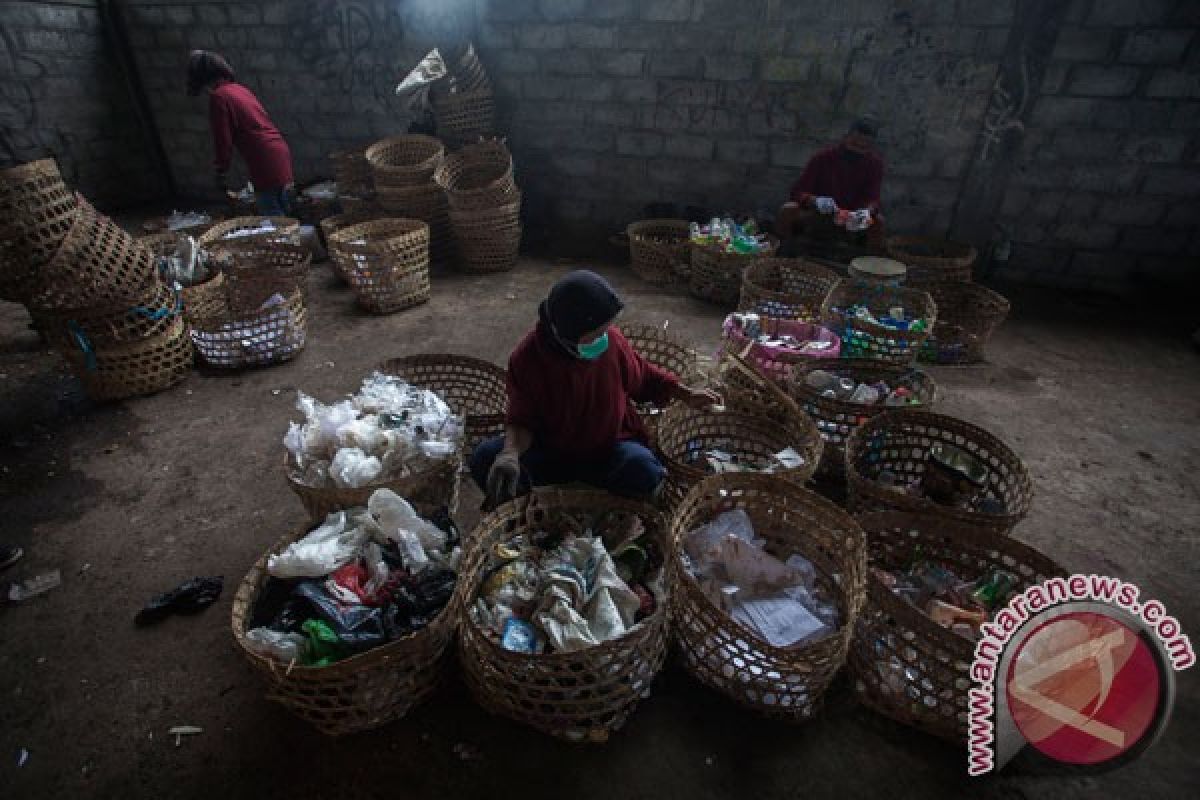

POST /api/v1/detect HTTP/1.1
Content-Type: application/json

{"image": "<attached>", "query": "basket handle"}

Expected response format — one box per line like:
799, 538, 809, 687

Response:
721, 347, 804, 420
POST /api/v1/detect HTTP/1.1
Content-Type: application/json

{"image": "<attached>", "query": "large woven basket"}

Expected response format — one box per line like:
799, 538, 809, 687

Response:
328, 218, 431, 314
788, 361, 938, 477
919, 283, 1011, 365
30, 197, 158, 313
723, 317, 841, 382
885, 235, 977, 286
845, 410, 1033, 532
330, 146, 373, 196
458, 489, 670, 741
376, 353, 508, 453
626, 219, 690, 286
619, 323, 700, 448
689, 237, 780, 306
433, 88, 497, 151
286, 453, 460, 523
434, 139, 515, 210
219, 238, 311, 312
230, 523, 464, 736
820, 279, 937, 367
450, 197, 522, 273
365, 135, 445, 188
375, 184, 453, 265
0, 158, 78, 302
849, 511, 1066, 742
669, 473, 867, 721
60, 315, 193, 401
190, 287, 307, 369
319, 212, 378, 281
198, 216, 301, 253
738, 257, 842, 322
37, 280, 182, 351
656, 404, 822, 505
338, 195, 378, 217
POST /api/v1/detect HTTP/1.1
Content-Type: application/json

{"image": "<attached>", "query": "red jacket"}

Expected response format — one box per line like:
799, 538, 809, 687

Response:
790, 145, 884, 212
505, 324, 680, 462
209, 80, 293, 190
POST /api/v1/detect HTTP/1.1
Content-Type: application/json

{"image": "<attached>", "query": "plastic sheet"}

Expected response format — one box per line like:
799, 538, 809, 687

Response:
245, 628, 308, 662
267, 512, 369, 578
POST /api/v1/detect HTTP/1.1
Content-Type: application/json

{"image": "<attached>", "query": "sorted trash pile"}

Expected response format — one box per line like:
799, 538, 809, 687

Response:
684, 443, 807, 475
470, 510, 662, 654
802, 368, 925, 407
724, 312, 838, 356
836, 304, 928, 334
874, 441, 1004, 514
681, 510, 838, 648
285, 373, 464, 489
155, 235, 218, 290
245, 490, 460, 666
872, 557, 1016, 644
689, 217, 772, 255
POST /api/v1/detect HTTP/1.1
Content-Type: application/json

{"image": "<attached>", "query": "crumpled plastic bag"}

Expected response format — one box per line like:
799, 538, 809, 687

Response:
330, 447, 382, 488
684, 509, 757, 563
367, 489, 447, 554
267, 512, 368, 578
337, 416, 386, 455
245, 627, 308, 663
533, 536, 641, 652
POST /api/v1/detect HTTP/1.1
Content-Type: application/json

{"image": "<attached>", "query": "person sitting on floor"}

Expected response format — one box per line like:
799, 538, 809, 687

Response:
775, 117, 886, 254
470, 270, 722, 510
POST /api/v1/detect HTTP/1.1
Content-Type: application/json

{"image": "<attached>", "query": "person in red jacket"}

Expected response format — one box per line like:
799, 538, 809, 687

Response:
776, 118, 886, 252
186, 50, 294, 216
471, 270, 722, 510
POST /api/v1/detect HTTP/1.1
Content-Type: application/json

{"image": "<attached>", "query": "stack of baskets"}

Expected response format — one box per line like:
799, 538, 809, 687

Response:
330, 145, 375, 214
318, 211, 378, 282
327, 218, 431, 314
884, 235, 1010, 364
365, 134, 453, 266
738, 258, 842, 322
1, 159, 192, 401
431, 44, 496, 150
690, 235, 781, 306
435, 139, 521, 273
189, 222, 310, 369
624, 219, 691, 286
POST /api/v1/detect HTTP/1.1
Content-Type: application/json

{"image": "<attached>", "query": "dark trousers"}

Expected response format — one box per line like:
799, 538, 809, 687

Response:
469, 436, 666, 499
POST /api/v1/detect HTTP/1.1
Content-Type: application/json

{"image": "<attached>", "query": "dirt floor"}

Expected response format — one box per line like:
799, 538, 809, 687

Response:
0, 249, 1197, 799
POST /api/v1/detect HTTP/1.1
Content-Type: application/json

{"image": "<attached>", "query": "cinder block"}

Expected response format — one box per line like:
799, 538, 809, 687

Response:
663, 135, 714, 160
640, 0, 695, 22
1119, 227, 1191, 255
228, 3, 261, 26
1050, 27, 1113, 62
956, 0, 1015, 26
484, 0, 536, 21
614, 79, 658, 104
1053, 221, 1119, 249
650, 53, 704, 78
704, 55, 754, 81
22, 30, 71, 52
1029, 96, 1097, 127
1087, 0, 1174, 27
1145, 69, 1200, 99
617, 132, 665, 157
262, 3, 288, 26
1121, 135, 1189, 163
1142, 167, 1200, 196
1067, 65, 1140, 97
542, 51, 592, 75
518, 24, 569, 49
587, 0, 635, 19
770, 141, 814, 168
568, 24, 617, 48
763, 58, 814, 82
595, 52, 645, 77
479, 23, 516, 48
1069, 164, 1140, 193
196, 5, 229, 26
732, 28, 785, 54
1119, 29, 1193, 64
716, 138, 767, 164
1098, 198, 1165, 226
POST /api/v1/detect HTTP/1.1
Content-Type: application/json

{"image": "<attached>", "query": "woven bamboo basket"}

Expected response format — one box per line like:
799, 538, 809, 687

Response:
137, 229, 226, 319
618, 323, 700, 448
689, 237, 780, 306
820, 279, 937, 367
626, 219, 690, 286
723, 317, 841, 382
60, 315, 193, 401
375, 184, 454, 265
434, 139, 515, 209
434, 88, 497, 151
885, 235, 977, 286
328, 219, 431, 314
365, 135, 445, 188
845, 410, 1033, 533
219, 238, 311, 311
376, 353, 508, 454
198, 216, 301, 253
38, 280, 181, 351
669, 473, 867, 721
450, 197, 522, 274
918, 283, 1011, 365
738, 257, 842, 322
230, 522, 464, 736
29, 197, 159, 313
656, 404, 822, 506
286, 453, 461, 523
849, 511, 1066, 742
190, 287, 307, 368
788, 361, 938, 477
330, 147, 374, 197
458, 489, 671, 741
0, 158, 79, 302
433, 43, 492, 97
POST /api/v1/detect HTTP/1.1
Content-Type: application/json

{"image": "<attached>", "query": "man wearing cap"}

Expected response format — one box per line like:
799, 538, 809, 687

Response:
776, 118, 886, 253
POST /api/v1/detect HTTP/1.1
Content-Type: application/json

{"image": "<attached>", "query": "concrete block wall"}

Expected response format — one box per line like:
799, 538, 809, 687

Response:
996, 0, 1200, 290
118, 0, 476, 198
483, 0, 1008, 241
0, 0, 164, 208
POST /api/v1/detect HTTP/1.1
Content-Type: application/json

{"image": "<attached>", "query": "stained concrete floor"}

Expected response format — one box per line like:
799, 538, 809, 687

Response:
0, 252, 1197, 799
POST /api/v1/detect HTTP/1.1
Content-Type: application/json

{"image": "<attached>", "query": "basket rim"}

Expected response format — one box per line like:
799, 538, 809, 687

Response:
657, 405, 822, 485
198, 216, 300, 247
885, 234, 978, 268
364, 134, 445, 170
328, 217, 430, 246
459, 488, 670, 665
844, 408, 1034, 522
789, 363, 939, 412
742, 257, 842, 300
669, 472, 867, 657
0, 157, 61, 187
821, 280, 939, 337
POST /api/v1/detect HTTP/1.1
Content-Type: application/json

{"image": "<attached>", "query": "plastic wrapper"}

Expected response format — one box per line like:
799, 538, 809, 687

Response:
330, 447, 383, 488
245, 628, 308, 663
267, 512, 369, 578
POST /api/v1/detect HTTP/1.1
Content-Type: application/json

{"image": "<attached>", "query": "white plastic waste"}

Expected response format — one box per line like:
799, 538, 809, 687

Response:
245, 628, 308, 663
330, 447, 383, 489
267, 512, 368, 578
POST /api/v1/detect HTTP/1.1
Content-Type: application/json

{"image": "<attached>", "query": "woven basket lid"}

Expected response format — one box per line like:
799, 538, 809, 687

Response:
849, 256, 906, 281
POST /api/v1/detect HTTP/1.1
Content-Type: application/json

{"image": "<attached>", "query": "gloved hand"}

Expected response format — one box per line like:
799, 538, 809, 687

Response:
815, 196, 837, 214
483, 449, 521, 512
845, 209, 872, 232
